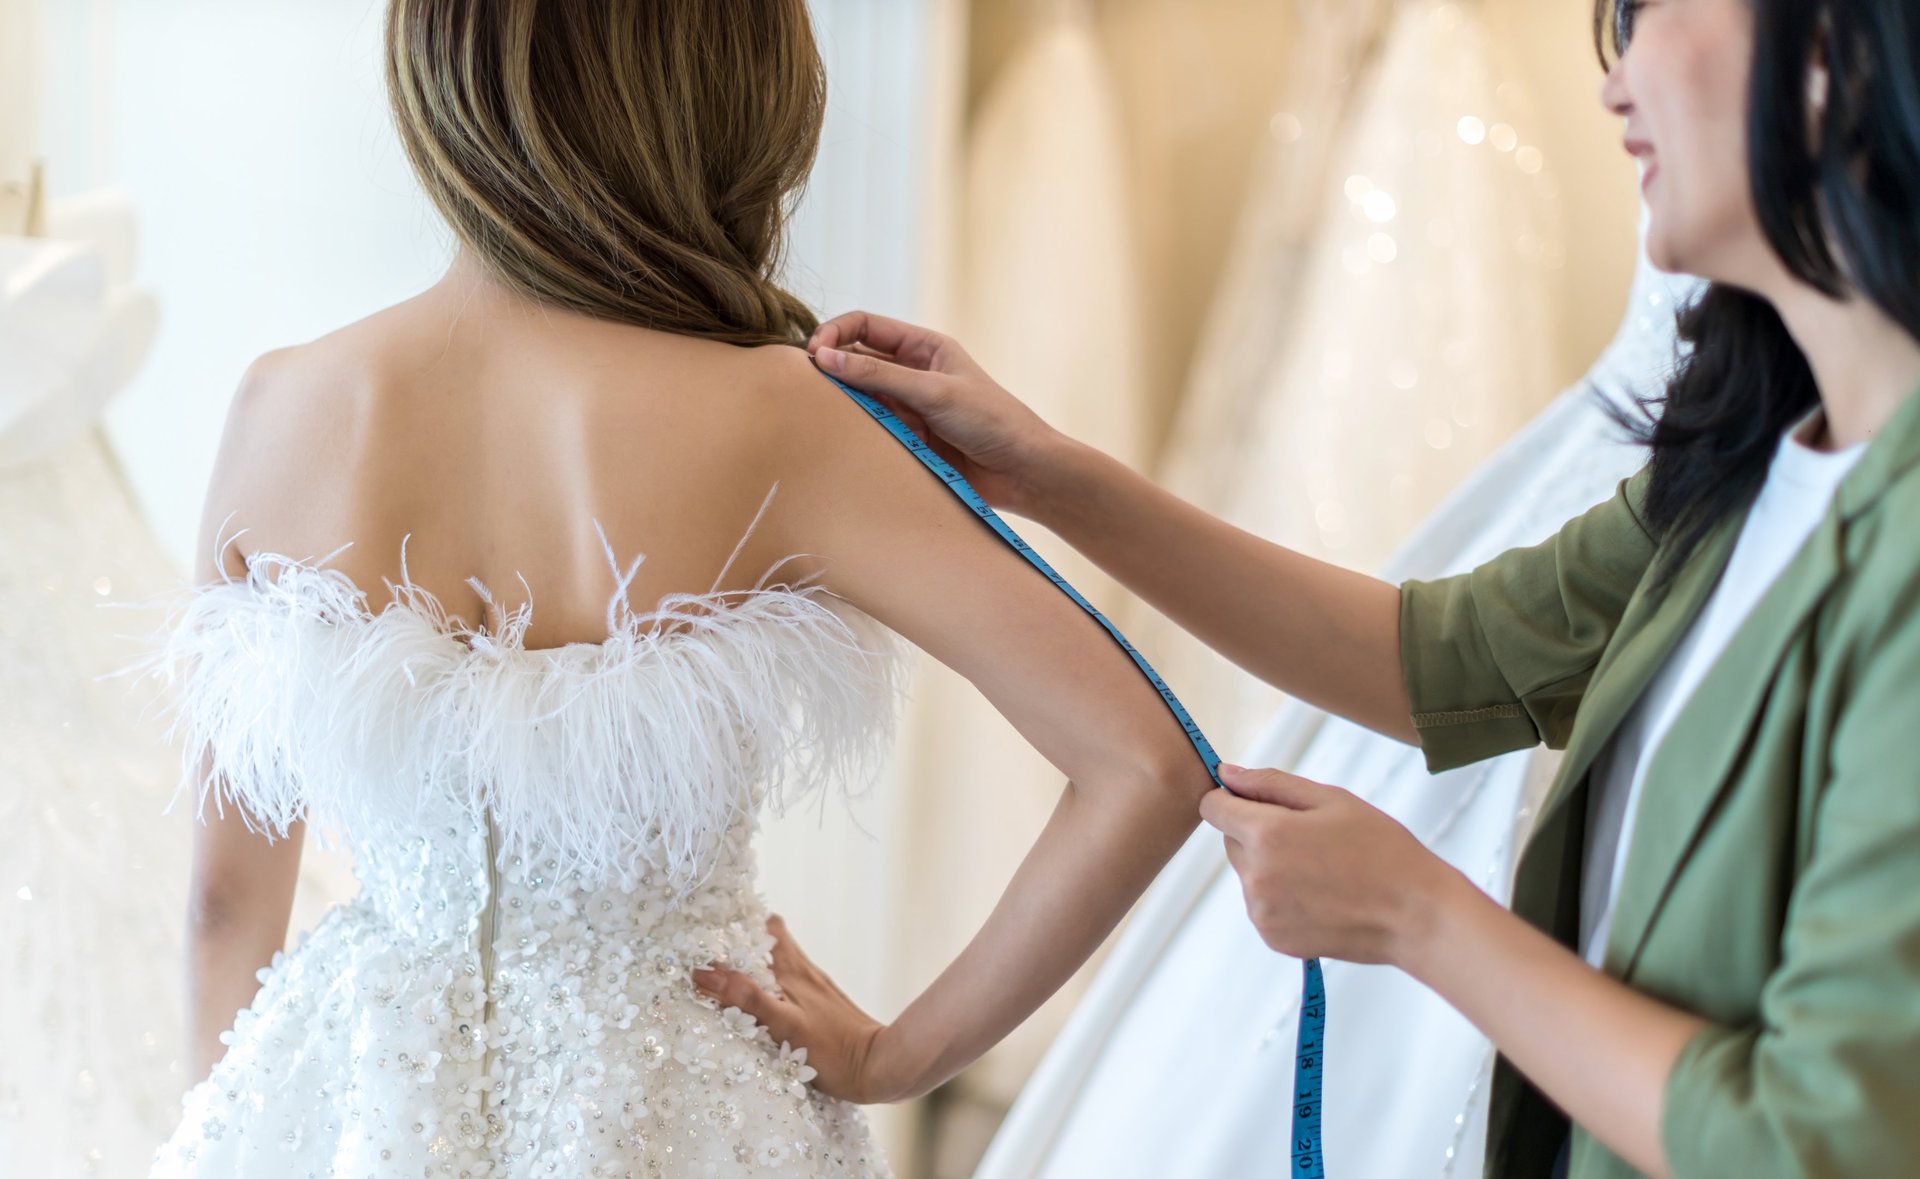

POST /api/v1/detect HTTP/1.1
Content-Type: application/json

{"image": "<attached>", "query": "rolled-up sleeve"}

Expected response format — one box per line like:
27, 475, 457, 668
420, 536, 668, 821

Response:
1399, 470, 1657, 773
1660, 557, 1920, 1177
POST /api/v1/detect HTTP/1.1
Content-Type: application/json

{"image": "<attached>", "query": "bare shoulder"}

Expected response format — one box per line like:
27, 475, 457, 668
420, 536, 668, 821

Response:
715, 341, 904, 468
196, 329, 397, 579
706, 340, 998, 577
702, 342, 939, 505
738, 342, 871, 435
578, 339, 885, 493
640, 340, 853, 436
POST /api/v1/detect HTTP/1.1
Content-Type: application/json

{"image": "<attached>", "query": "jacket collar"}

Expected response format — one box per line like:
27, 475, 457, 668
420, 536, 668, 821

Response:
1837, 377, 1920, 522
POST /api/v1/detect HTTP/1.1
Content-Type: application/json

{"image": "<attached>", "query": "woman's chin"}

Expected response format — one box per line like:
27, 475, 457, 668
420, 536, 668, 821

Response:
1642, 215, 1710, 281
1644, 230, 1687, 277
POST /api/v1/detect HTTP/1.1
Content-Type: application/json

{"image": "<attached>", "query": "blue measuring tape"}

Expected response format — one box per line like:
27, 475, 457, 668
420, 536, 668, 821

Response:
825, 372, 1328, 1178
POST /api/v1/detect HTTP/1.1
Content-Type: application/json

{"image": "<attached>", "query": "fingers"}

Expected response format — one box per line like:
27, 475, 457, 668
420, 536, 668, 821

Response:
767, 914, 866, 1009
1199, 777, 1326, 842
1216, 763, 1333, 808
766, 913, 809, 978
1198, 789, 1269, 841
810, 311, 947, 367
843, 341, 898, 362
814, 347, 951, 415
866, 390, 931, 440
692, 967, 779, 1025
1220, 831, 1247, 875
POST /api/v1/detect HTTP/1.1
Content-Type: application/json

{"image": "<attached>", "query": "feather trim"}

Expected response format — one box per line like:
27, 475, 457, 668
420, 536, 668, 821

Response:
134, 534, 905, 892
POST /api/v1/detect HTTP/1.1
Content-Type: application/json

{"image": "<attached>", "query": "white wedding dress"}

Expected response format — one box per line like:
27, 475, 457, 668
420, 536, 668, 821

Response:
144, 547, 905, 1176
976, 241, 1701, 1178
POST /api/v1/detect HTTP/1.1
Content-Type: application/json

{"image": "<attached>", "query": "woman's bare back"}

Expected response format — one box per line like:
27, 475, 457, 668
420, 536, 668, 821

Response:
203, 255, 822, 649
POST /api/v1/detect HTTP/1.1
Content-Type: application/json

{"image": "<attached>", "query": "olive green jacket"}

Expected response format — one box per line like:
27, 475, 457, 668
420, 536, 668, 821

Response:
1399, 389, 1920, 1179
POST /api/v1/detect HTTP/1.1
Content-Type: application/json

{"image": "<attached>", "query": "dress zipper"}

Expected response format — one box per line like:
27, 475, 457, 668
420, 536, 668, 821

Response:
480, 808, 502, 1021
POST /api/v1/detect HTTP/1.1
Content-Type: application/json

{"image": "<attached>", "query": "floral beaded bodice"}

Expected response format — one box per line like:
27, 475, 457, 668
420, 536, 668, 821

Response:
334, 812, 838, 1169
147, 551, 902, 1177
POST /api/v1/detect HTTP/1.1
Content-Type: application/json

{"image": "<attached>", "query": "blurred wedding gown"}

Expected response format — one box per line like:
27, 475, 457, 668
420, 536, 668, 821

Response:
976, 236, 1700, 1178
1150, 0, 1567, 751
0, 193, 185, 1178
0, 193, 347, 1177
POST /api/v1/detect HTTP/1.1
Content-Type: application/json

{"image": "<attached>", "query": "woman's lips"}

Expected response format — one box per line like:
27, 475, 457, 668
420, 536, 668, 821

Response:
1624, 136, 1657, 192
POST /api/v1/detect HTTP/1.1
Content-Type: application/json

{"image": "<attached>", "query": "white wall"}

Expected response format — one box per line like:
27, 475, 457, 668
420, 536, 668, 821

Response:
38, 0, 445, 567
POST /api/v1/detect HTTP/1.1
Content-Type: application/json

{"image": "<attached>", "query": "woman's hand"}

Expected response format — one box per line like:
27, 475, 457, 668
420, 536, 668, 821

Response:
808, 311, 1066, 517
1199, 763, 1468, 966
692, 915, 919, 1105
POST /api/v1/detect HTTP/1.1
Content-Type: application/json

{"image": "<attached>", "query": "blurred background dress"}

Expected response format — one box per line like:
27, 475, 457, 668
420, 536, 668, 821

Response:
1151, 0, 1565, 748
0, 180, 184, 1179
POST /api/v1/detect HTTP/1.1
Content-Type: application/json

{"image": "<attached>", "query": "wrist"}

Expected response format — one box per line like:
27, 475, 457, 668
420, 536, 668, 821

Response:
1015, 433, 1105, 527
862, 1020, 932, 1104
1390, 858, 1485, 981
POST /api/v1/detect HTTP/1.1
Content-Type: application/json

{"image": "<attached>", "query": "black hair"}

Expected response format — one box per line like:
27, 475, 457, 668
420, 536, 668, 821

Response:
1594, 0, 1920, 578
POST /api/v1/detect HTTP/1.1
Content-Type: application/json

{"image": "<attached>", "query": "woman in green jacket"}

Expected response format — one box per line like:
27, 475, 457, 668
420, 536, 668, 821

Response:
691, 0, 1920, 1174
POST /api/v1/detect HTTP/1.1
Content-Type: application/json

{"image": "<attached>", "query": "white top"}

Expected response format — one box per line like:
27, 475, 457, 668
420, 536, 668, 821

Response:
1579, 413, 1864, 967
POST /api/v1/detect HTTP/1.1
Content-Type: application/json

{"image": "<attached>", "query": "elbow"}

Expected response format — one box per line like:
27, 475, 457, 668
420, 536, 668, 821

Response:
186, 873, 278, 943
1124, 744, 1218, 812
186, 882, 245, 938
1059, 716, 1216, 814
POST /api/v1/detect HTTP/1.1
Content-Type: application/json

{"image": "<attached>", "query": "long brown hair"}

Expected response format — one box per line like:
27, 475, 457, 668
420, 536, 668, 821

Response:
385, 0, 825, 346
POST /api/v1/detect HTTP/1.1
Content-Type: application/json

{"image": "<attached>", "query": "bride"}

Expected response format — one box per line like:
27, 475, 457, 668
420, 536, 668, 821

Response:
145, 2, 1216, 1174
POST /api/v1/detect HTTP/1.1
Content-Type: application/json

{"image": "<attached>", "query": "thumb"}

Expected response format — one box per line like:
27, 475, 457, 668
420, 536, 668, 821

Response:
1217, 763, 1328, 809
815, 347, 950, 415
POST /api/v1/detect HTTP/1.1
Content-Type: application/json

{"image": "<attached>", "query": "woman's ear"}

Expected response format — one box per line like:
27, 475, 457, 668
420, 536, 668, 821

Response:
1805, 13, 1832, 143
1807, 59, 1830, 120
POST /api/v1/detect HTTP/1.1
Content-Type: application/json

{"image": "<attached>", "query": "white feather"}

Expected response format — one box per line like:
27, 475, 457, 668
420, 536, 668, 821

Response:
133, 538, 905, 895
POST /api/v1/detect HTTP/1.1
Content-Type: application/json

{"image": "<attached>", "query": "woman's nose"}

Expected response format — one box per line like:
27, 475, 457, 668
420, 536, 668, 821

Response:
1600, 55, 1634, 117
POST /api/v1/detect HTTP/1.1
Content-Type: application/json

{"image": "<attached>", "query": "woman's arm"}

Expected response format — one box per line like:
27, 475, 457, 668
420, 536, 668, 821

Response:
811, 315, 1671, 772
179, 361, 307, 1083
1407, 874, 1698, 1178
808, 314, 1415, 742
185, 806, 305, 1082
698, 356, 1218, 1101
1041, 439, 1414, 741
